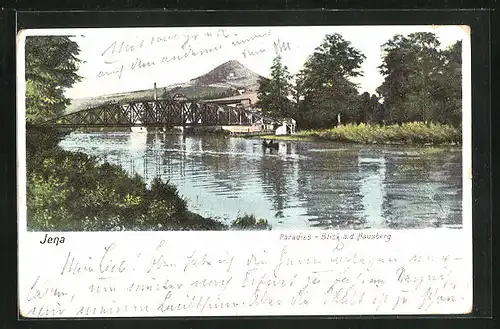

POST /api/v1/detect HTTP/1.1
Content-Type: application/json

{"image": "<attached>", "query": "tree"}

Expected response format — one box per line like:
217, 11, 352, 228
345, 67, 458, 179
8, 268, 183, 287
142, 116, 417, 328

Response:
290, 71, 305, 118
369, 94, 385, 124
25, 36, 82, 123
431, 40, 462, 126
298, 33, 366, 128
256, 55, 293, 118
355, 92, 371, 123
377, 32, 460, 125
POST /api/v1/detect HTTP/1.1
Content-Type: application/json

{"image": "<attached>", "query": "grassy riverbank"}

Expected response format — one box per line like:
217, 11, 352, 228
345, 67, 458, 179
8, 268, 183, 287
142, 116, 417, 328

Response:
26, 128, 271, 231
245, 122, 461, 146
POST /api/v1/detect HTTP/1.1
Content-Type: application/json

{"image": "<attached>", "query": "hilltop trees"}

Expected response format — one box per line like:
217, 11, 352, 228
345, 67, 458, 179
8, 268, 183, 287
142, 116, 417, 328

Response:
25, 36, 82, 124
377, 33, 462, 126
297, 33, 366, 128
257, 55, 293, 118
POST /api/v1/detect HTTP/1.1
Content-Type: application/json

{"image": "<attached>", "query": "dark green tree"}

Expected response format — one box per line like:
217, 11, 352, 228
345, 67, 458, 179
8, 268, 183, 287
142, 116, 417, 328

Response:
377, 32, 458, 125
257, 55, 293, 118
298, 33, 366, 128
355, 92, 371, 123
25, 36, 82, 123
349, 92, 382, 124
290, 71, 305, 119
369, 94, 384, 124
377, 34, 421, 123
431, 40, 462, 127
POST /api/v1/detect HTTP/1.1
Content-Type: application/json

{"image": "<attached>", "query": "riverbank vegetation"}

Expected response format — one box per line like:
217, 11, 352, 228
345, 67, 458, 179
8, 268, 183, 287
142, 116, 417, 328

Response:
245, 122, 460, 145
231, 214, 271, 230
297, 122, 461, 145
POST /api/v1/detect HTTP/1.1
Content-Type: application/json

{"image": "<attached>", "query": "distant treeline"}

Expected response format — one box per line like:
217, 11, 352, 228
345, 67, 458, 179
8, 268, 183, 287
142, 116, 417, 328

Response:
160, 85, 240, 100
257, 32, 462, 129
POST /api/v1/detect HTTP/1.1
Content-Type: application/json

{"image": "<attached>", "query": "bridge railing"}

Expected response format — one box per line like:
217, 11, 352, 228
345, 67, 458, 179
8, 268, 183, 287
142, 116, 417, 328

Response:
40, 98, 282, 128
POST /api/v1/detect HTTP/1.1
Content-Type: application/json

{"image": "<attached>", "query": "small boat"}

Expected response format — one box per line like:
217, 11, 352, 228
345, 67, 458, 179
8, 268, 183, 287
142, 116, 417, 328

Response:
262, 140, 279, 150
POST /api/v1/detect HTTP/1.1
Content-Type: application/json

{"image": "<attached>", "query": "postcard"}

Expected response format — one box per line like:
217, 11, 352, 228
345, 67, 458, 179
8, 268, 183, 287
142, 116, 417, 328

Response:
17, 25, 472, 317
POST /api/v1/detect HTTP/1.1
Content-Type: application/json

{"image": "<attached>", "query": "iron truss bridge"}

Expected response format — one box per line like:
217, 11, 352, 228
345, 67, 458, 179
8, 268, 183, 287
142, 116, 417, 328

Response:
41, 99, 278, 128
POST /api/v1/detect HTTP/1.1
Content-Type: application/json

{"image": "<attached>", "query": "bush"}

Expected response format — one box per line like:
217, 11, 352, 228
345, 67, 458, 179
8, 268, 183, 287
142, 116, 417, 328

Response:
231, 214, 272, 230
147, 200, 178, 224
297, 122, 461, 145
27, 174, 72, 230
26, 125, 68, 157
147, 177, 187, 213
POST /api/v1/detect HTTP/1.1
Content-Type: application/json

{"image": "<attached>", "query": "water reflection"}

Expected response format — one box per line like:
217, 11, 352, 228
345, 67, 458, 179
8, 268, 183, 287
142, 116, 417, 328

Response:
297, 147, 365, 229
381, 150, 462, 229
59, 132, 463, 230
259, 142, 293, 219
358, 151, 386, 228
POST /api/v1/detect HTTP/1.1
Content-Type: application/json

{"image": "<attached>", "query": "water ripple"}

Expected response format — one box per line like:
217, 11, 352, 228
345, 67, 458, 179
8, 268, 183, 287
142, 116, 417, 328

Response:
59, 132, 463, 230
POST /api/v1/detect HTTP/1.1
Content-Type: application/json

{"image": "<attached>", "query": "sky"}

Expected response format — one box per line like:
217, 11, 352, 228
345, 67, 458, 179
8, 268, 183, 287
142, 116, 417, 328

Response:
23, 25, 467, 100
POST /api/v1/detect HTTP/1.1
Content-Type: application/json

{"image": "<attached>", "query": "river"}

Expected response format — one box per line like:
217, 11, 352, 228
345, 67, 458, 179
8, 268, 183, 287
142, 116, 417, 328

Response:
59, 132, 463, 230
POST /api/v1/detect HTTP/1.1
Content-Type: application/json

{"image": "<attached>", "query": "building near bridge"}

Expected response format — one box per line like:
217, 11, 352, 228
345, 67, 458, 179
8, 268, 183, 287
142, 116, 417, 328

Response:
201, 93, 257, 109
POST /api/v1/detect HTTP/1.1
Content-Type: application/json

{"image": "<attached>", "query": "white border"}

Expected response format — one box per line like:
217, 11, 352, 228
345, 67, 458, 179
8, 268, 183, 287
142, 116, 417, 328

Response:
16, 26, 473, 318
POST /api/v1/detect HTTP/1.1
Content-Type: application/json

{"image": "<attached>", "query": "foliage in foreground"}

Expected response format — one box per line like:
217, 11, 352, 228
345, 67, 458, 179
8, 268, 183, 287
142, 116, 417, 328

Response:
25, 36, 81, 124
296, 122, 461, 145
231, 214, 272, 230
27, 142, 223, 231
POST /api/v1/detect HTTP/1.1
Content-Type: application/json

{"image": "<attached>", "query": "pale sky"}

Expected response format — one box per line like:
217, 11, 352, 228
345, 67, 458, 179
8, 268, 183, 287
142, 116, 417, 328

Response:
25, 26, 467, 99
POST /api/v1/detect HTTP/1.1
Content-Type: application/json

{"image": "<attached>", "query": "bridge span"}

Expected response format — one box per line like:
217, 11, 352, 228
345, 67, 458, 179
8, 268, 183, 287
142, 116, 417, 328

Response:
41, 98, 279, 129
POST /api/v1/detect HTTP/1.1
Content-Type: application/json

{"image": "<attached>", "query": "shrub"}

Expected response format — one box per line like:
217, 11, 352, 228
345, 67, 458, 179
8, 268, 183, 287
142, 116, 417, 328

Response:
27, 174, 72, 231
147, 200, 178, 223
231, 214, 272, 230
297, 122, 461, 145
